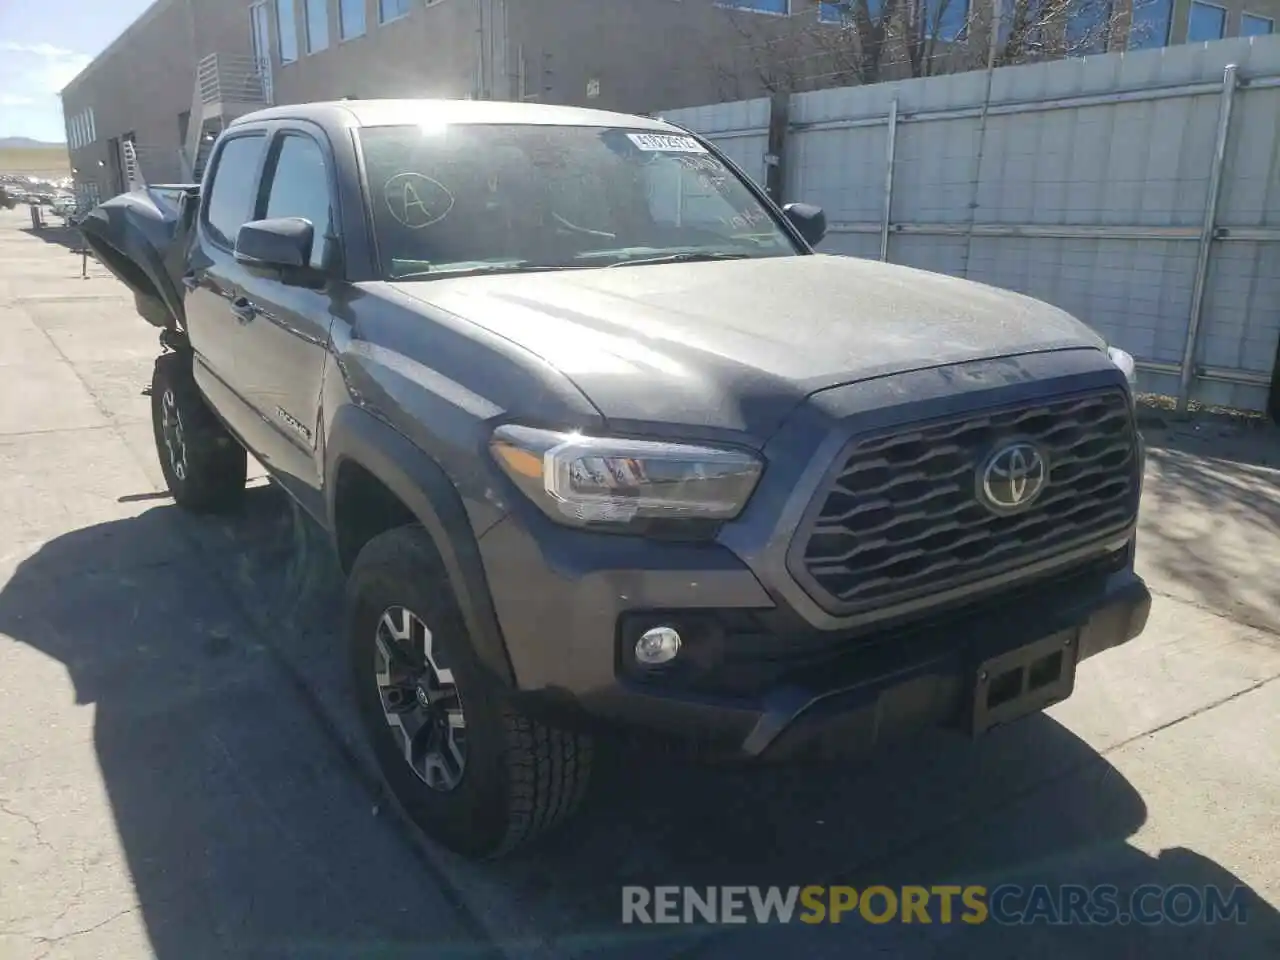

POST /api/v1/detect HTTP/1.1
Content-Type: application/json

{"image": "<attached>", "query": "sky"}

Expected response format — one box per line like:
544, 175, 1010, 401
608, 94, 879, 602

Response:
0, 0, 155, 142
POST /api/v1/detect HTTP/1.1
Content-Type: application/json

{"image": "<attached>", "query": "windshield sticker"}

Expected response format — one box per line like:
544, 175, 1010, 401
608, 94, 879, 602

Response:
383, 172, 455, 229
625, 133, 708, 154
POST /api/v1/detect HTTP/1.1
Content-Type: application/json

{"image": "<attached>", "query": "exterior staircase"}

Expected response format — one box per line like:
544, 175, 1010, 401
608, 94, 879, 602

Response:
122, 137, 143, 190
180, 53, 272, 182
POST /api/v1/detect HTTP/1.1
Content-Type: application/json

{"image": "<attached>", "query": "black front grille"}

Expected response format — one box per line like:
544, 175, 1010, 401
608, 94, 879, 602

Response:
796, 390, 1139, 614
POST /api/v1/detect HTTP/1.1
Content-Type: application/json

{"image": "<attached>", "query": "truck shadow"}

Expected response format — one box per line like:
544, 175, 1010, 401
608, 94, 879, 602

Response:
18, 223, 92, 255
1138, 416, 1280, 635
0, 487, 1275, 959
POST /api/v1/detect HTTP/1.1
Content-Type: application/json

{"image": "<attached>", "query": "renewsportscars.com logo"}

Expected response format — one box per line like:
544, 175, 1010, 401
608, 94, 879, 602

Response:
622, 884, 1251, 926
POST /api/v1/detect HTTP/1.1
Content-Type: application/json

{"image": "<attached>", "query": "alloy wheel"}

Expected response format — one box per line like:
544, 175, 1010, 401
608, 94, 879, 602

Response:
374, 605, 468, 792
160, 387, 188, 481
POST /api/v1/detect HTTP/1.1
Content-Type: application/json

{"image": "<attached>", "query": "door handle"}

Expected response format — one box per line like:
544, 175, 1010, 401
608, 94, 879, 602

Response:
180, 272, 200, 292
230, 296, 258, 324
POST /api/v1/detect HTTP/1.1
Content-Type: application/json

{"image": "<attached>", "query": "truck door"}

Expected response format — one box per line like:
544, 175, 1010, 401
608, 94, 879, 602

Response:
231, 125, 338, 508
183, 130, 270, 446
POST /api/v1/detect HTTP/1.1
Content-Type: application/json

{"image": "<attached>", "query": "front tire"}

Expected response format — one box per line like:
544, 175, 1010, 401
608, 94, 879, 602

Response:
347, 524, 593, 858
150, 351, 247, 513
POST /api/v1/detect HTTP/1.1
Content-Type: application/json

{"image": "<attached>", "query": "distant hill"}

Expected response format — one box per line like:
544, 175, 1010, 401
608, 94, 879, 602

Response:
0, 138, 70, 176
0, 137, 65, 149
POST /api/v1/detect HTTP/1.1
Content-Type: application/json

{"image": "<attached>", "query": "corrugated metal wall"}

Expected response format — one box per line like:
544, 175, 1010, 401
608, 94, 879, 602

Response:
663, 37, 1280, 414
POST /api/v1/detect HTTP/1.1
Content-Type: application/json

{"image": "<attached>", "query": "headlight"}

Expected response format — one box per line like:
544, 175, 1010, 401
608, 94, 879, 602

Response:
489, 425, 764, 530
1107, 346, 1137, 388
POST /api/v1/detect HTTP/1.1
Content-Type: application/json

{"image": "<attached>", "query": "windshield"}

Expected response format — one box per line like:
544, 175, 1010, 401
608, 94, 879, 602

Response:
358, 123, 801, 279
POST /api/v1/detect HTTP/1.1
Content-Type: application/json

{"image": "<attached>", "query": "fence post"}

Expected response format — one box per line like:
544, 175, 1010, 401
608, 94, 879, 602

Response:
879, 98, 899, 262
765, 91, 789, 202
1179, 63, 1238, 412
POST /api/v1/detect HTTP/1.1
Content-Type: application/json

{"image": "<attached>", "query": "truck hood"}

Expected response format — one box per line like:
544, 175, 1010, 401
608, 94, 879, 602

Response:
389, 254, 1105, 439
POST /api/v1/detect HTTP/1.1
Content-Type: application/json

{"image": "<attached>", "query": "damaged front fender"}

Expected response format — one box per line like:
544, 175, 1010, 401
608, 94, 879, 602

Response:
79, 185, 200, 331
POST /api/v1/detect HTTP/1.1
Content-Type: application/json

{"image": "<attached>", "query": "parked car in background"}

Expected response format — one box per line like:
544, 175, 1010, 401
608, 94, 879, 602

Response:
81, 99, 1151, 859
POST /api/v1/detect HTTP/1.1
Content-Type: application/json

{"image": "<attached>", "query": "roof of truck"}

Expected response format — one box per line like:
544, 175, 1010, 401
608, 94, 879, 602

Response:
231, 99, 682, 133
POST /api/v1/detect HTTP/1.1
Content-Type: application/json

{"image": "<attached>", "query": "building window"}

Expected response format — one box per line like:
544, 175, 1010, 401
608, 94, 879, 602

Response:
278, 0, 299, 63
379, 0, 412, 23
718, 0, 790, 14
305, 0, 329, 52
1242, 12, 1274, 35
67, 109, 96, 150
818, 0, 960, 32
925, 0, 968, 40
1128, 0, 1172, 48
339, 0, 366, 38
995, 0, 1047, 45
1065, 0, 1112, 54
1187, 1, 1226, 41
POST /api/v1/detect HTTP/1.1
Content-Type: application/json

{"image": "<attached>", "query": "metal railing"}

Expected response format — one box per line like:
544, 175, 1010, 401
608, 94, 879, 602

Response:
183, 53, 272, 181
121, 137, 143, 190
196, 53, 270, 106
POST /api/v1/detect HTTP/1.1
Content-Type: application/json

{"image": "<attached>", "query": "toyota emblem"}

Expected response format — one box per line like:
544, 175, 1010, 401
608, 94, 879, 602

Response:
978, 441, 1048, 513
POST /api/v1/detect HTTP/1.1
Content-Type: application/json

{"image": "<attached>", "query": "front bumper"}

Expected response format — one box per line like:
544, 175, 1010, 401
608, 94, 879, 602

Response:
743, 569, 1148, 760
480, 506, 1149, 760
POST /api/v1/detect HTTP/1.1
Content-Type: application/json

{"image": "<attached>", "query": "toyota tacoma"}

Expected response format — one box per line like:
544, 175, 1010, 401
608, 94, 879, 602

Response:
80, 99, 1150, 858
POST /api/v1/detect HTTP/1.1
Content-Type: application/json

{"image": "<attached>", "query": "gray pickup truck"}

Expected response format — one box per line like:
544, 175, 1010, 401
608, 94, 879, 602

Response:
81, 99, 1150, 859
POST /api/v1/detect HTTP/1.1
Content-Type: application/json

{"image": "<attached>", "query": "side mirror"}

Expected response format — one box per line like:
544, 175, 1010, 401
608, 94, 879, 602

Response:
235, 217, 314, 275
783, 202, 827, 248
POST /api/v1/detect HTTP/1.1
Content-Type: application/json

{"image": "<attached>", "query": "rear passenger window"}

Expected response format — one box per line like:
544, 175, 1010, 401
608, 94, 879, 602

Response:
263, 134, 333, 270
205, 135, 266, 249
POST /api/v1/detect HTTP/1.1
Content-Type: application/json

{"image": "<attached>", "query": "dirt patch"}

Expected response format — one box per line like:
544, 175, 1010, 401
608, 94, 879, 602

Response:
0, 146, 70, 178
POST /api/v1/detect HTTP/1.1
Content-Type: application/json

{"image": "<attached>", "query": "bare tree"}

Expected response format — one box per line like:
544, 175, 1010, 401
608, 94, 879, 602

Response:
979, 0, 1124, 67
704, 0, 1134, 97
707, 7, 851, 96
808, 0, 905, 85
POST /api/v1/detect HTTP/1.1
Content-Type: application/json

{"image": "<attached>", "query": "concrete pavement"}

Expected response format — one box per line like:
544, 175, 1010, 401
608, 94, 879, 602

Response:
0, 207, 1276, 959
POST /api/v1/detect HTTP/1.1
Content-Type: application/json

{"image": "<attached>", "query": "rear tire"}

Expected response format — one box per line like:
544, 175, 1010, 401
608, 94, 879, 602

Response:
151, 351, 247, 513
347, 523, 593, 858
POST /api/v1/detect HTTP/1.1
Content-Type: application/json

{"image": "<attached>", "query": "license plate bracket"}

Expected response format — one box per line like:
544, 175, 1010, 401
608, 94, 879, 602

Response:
970, 629, 1079, 737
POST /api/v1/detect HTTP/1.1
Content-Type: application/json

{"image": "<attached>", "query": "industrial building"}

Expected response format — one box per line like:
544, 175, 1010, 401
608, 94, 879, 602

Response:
61, 0, 1280, 204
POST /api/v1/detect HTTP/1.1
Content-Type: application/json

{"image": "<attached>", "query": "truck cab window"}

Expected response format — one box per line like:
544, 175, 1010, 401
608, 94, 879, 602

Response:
358, 124, 797, 278
263, 134, 333, 270
204, 135, 266, 249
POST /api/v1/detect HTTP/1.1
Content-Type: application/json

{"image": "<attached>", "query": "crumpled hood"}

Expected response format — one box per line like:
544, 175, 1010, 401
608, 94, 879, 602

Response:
389, 254, 1105, 439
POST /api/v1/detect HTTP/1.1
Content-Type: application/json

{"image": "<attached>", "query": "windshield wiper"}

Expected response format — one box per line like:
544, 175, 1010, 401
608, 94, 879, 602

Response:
390, 262, 589, 282
605, 251, 753, 268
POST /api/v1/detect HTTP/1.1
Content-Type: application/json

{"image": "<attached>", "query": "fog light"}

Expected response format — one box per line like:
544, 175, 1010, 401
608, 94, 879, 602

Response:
635, 626, 681, 666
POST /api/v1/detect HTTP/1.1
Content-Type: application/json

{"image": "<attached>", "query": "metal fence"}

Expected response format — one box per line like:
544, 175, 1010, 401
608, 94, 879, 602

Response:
662, 36, 1280, 415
